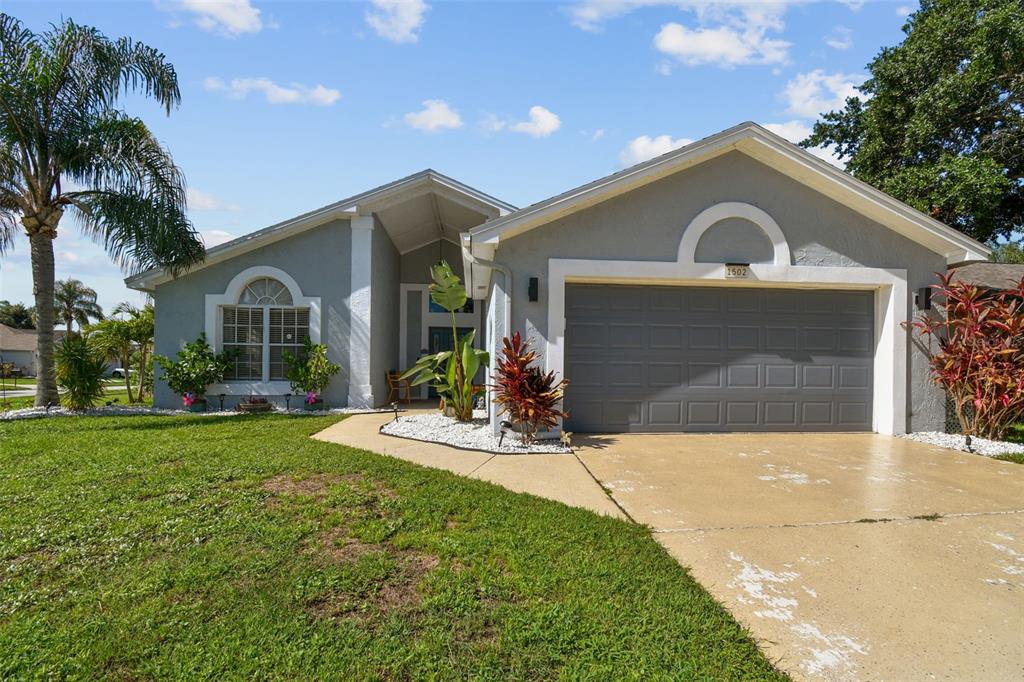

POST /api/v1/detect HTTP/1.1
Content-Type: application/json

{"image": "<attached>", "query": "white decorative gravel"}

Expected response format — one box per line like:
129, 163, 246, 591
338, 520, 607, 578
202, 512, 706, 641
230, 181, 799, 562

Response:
380, 411, 570, 454
902, 431, 1024, 457
0, 405, 386, 422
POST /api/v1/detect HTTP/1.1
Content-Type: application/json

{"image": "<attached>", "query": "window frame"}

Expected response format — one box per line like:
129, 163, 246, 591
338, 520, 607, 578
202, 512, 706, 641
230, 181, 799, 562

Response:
204, 266, 321, 395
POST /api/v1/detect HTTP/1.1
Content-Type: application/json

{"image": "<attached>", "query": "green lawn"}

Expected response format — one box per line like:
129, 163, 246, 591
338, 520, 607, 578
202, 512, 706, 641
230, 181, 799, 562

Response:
0, 415, 783, 680
1, 389, 149, 411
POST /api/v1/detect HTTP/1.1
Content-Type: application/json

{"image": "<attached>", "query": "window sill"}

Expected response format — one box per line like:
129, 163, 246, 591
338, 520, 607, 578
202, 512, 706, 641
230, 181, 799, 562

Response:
208, 381, 293, 395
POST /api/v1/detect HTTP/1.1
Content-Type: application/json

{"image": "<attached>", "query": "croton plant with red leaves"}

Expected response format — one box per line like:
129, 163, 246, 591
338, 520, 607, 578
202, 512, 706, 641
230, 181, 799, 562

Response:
906, 273, 1024, 440
491, 332, 568, 445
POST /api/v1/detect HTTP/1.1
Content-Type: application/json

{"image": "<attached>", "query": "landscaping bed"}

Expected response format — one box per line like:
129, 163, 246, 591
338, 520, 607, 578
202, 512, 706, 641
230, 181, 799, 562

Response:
380, 410, 571, 454
0, 404, 386, 421
0, 414, 782, 679
902, 431, 1024, 457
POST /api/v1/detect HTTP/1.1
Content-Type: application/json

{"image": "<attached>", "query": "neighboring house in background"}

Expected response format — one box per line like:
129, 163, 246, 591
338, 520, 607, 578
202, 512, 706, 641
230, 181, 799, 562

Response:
129, 122, 989, 434
948, 261, 1024, 294
0, 323, 37, 376
0, 324, 68, 377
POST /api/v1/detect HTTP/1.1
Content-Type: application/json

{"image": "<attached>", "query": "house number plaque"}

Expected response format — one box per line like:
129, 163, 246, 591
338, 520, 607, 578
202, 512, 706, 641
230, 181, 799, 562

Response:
725, 264, 750, 279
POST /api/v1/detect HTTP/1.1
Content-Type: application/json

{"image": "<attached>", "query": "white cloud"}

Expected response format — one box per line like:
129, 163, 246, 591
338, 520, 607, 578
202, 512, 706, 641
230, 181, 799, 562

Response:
365, 0, 429, 43
187, 188, 241, 211
619, 134, 693, 167
590, 128, 606, 141
781, 69, 863, 118
761, 120, 845, 168
825, 26, 852, 50
571, 1, 791, 68
480, 113, 507, 133
509, 106, 562, 137
404, 99, 463, 131
174, 0, 263, 36
201, 229, 238, 247
896, 5, 914, 17
203, 76, 341, 106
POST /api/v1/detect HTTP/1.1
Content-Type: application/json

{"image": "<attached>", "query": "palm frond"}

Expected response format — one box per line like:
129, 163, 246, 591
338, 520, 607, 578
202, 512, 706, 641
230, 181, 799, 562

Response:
69, 189, 203, 275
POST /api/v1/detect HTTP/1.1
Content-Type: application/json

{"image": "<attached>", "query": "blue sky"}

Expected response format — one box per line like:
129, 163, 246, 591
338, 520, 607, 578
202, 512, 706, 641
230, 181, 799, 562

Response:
1, 0, 917, 314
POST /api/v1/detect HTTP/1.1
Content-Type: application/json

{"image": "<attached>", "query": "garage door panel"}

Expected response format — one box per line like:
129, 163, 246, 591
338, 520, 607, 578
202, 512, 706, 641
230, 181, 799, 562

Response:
564, 284, 873, 433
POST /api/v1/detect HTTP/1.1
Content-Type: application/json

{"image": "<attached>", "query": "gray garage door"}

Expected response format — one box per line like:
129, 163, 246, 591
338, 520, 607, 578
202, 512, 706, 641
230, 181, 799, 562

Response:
564, 284, 874, 433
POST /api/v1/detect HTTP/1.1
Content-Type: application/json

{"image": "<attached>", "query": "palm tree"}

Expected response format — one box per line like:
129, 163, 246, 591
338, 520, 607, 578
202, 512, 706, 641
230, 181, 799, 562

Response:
0, 16, 203, 406
54, 278, 104, 334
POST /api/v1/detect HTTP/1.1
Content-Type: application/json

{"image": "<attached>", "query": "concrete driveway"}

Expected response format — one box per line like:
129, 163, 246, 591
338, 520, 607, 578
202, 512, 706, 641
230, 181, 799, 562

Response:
576, 433, 1024, 681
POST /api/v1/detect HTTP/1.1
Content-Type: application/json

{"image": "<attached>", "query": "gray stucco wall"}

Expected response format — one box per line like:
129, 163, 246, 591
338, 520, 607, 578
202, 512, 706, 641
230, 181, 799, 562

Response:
695, 217, 774, 264
492, 151, 948, 432
370, 220, 401, 405
400, 240, 465, 283
151, 219, 352, 409
405, 289, 423, 369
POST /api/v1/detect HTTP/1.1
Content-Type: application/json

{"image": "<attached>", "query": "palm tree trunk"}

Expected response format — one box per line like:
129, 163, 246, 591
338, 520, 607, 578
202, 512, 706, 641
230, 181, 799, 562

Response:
29, 232, 60, 406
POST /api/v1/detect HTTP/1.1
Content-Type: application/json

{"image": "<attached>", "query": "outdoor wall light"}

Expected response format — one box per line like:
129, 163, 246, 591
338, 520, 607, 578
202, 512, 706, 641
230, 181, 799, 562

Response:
916, 287, 932, 310
218, 394, 226, 411
528, 277, 539, 302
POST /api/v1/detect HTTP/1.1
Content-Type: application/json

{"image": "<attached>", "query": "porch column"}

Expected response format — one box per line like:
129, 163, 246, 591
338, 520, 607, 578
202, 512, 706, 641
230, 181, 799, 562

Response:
348, 215, 374, 408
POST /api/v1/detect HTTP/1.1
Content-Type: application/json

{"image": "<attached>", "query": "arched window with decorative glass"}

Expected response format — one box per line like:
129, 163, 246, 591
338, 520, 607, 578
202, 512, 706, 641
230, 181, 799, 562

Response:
222, 277, 309, 381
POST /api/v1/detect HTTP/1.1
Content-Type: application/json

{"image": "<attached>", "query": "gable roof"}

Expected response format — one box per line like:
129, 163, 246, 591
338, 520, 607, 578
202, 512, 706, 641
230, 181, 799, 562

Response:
468, 122, 990, 265
126, 169, 515, 292
0, 323, 37, 352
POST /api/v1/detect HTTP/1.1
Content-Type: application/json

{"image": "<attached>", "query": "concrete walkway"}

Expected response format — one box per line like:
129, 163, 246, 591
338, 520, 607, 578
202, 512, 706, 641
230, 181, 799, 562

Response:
312, 409, 624, 519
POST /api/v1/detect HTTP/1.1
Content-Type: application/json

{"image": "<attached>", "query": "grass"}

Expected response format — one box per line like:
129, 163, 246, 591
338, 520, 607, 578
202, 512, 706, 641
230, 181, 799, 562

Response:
1, 389, 150, 411
0, 414, 783, 680
994, 425, 1024, 464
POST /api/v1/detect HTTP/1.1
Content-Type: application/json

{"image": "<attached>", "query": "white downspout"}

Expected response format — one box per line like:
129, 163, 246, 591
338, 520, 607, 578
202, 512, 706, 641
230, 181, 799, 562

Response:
461, 236, 512, 432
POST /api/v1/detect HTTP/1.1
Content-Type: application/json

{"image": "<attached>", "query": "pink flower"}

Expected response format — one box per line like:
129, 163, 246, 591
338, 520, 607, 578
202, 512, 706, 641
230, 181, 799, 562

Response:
182, 392, 195, 407
305, 391, 318, 405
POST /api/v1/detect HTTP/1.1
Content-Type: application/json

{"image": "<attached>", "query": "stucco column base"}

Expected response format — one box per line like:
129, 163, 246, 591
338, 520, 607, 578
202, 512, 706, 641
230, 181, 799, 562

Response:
347, 384, 375, 409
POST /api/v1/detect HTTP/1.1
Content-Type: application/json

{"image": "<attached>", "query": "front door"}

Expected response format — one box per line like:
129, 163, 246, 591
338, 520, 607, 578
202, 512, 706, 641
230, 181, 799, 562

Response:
427, 326, 474, 397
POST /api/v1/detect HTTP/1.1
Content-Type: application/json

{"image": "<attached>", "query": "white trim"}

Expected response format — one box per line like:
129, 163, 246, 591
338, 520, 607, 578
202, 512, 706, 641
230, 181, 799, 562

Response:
678, 202, 791, 265
205, 265, 321, 395
545, 258, 908, 436
127, 170, 515, 292
399, 282, 482, 400
348, 216, 374, 408
469, 122, 988, 264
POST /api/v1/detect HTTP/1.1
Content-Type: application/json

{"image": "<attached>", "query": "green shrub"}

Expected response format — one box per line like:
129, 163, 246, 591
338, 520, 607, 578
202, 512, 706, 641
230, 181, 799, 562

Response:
154, 333, 236, 405
283, 338, 340, 404
54, 335, 106, 410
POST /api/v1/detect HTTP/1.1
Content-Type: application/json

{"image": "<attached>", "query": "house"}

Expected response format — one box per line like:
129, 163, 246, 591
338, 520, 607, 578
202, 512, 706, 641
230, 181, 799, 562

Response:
0, 323, 37, 376
128, 122, 989, 434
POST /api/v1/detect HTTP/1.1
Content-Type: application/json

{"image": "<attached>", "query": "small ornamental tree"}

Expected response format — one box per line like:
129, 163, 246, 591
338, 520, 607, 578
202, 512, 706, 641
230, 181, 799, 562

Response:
283, 338, 341, 406
154, 333, 235, 408
491, 332, 568, 445
54, 334, 107, 410
906, 273, 1024, 440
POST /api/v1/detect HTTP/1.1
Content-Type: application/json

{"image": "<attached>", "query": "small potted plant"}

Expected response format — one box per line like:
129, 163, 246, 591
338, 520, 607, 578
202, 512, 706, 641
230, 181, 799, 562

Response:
237, 394, 273, 413
284, 338, 341, 411
155, 333, 235, 413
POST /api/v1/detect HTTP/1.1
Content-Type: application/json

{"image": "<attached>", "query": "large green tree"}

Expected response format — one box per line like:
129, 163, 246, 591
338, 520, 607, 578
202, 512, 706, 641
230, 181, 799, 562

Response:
804, 0, 1023, 244
0, 300, 34, 329
54, 278, 103, 333
0, 16, 203, 406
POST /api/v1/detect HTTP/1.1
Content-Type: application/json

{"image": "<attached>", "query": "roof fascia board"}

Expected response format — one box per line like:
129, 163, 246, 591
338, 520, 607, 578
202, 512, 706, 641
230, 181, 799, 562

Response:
470, 129, 745, 243
127, 169, 515, 292
736, 136, 990, 262
470, 123, 989, 263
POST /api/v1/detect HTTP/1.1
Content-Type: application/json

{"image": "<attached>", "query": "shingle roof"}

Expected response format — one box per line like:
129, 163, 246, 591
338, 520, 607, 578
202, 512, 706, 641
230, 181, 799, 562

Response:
948, 262, 1024, 291
0, 323, 37, 352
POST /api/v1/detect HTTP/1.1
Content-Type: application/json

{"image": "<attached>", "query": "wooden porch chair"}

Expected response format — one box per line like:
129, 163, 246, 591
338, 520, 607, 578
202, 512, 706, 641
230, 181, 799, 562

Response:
386, 371, 413, 404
